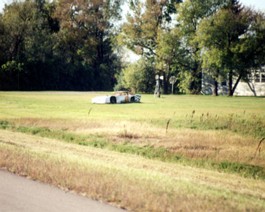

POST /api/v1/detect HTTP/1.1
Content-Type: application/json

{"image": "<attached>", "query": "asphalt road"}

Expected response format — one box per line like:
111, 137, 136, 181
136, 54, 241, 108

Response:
0, 170, 124, 212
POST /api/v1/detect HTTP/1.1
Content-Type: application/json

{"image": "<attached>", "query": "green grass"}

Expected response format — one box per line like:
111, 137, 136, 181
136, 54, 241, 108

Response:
1, 92, 264, 118
0, 92, 264, 136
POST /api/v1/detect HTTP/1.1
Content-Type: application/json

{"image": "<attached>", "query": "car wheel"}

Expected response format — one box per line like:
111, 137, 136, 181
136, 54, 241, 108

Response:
110, 96, 116, 104
130, 96, 135, 102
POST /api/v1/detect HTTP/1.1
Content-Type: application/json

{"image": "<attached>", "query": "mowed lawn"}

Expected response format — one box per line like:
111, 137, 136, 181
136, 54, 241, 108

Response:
0, 92, 265, 211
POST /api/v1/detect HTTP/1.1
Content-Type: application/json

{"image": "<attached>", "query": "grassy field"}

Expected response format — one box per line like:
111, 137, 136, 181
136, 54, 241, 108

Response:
0, 92, 265, 211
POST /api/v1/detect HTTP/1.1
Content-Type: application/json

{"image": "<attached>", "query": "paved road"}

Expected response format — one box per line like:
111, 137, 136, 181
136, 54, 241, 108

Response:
0, 170, 124, 212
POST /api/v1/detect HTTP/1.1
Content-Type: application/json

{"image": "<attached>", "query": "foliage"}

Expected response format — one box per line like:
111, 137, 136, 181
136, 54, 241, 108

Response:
115, 59, 155, 92
196, 1, 265, 96
174, 0, 228, 94
118, 0, 182, 94
0, 0, 123, 91
177, 71, 193, 94
156, 29, 183, 94
119, 0, 181, 59
0, 0, 265, 94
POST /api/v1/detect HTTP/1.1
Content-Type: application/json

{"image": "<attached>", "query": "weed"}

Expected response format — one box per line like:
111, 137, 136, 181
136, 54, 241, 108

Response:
0, 120, 10, 129
254, 138, 265, 158
182, 111, 265, 139
87, 107, 92, 117
216, 161, 265, 179
166, 119, 171, 134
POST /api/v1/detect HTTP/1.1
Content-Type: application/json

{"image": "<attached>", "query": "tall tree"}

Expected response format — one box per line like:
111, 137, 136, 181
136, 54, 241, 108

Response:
54, 0, 124, 90
0, 1, 36, 90
118, 0, 182, 94
175, 0, 227, 94
156, 28, 184, 94
197, 1, 265, 96
120, 0, 181, 58
0, 14, 6, 66
0, 0, 124, 91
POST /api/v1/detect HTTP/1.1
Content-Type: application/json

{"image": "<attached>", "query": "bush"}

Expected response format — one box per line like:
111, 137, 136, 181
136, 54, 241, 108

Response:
114, 59, 155, 93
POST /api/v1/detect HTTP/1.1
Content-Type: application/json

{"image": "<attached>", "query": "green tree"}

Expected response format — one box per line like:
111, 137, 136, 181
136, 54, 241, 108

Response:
118, 0, 181, 94
54, 0, 124, 90
0, 1, 35, 90
197, 1, 265, 96
175, 0, 227, 94
0, 0, 62, 90
0, 14, 6, 66
0, 0, 123, 91
115, 59, 155, 93
120, 0, 181, 59
156, 28, 184, 94
234, 10, 265, 95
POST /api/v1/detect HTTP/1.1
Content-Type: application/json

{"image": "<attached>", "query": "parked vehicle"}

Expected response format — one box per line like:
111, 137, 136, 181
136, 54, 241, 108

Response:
92, 91, 141, 104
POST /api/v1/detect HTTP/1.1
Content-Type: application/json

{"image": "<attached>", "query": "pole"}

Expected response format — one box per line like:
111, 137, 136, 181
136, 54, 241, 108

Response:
154, 74, 161, 98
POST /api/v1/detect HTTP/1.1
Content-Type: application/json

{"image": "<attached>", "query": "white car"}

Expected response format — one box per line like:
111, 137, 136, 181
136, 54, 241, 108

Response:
92, 91, 141, 104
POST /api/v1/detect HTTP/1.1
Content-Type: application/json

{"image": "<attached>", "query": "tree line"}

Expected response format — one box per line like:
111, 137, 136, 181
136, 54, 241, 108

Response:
117, 0, 265, 96
0, 0, 123, 91
1, 0, 265, 95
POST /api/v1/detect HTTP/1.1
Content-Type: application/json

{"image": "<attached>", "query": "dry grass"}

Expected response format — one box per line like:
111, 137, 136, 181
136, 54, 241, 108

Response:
0, 129, 265, 211
10, 117, 265, 168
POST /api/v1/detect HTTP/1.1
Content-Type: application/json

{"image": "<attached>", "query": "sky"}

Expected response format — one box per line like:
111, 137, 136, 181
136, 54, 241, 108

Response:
240, 0, 265, 11
1, 0, 265, 13
0, 0, 12, 12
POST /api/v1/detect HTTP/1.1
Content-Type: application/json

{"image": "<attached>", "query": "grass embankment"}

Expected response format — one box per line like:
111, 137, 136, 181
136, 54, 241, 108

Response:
1, 130, 265, 211
0, 120, 264, 180
0, 92, 265, 210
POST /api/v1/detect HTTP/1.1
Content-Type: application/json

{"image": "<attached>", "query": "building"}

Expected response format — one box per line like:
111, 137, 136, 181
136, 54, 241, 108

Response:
234, 68, 265, 96
201, 68, 265, 96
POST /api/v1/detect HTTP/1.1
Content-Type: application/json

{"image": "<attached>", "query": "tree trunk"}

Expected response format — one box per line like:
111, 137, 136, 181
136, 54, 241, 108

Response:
228, 70, 233, 96
213, 80, 218, 96
228, 71, 242, 96
163, 72, 169, 94
231, 74, 242, 96
247, 81, 257, 96
213, 69, 220, 96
